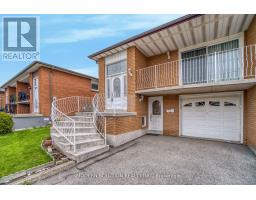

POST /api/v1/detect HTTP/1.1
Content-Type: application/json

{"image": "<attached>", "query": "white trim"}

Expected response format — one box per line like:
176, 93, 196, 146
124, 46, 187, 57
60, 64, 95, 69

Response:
32, 76, 39, 113
148, 96, 163, 132
104, 52, 128, 111
177, 32, 245, 87
179, 32, 244, 53
179, 91, 244, 144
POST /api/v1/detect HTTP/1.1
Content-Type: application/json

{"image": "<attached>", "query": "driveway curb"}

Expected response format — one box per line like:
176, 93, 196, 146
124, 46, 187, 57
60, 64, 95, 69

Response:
11, 160, 76, 185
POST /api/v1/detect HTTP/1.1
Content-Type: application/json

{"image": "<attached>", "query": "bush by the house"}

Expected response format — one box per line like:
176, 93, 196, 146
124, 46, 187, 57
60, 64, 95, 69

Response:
0, 112, 14, 135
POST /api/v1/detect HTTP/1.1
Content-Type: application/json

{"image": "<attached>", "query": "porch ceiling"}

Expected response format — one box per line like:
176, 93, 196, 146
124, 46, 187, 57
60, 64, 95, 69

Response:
90, 14, 255, 60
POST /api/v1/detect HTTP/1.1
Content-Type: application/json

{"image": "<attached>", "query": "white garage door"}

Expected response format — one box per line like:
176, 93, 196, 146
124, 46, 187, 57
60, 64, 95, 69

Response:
181, 93, 242, 142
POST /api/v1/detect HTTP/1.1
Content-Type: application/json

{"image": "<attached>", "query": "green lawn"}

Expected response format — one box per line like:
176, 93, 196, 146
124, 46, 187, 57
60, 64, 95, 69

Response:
0, 127, 52, 178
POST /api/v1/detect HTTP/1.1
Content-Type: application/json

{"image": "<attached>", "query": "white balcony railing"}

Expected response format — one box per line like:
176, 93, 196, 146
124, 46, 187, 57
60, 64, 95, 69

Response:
136, 45, 256, 90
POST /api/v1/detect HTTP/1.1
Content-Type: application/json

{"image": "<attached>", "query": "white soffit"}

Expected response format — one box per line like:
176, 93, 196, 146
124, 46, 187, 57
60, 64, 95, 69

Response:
94, 14, 254, 59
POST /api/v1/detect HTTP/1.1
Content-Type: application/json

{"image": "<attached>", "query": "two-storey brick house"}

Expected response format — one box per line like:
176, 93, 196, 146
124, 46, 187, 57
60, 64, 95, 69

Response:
1, 61, 98, 117
88, 14, 256, 154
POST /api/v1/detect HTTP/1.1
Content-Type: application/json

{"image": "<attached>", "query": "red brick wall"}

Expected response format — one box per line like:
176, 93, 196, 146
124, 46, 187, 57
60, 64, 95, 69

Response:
163, 95, 179, 136
246, 86, 256, 149
0, 92, 4, 109
146, 50, 178, 66
38, 67, 96, 116
245, 16, 256, 46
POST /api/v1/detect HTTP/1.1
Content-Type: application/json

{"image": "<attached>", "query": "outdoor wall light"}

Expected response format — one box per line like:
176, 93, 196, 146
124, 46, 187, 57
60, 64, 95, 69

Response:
139, 94, 144, 102
128, 68, 133, 76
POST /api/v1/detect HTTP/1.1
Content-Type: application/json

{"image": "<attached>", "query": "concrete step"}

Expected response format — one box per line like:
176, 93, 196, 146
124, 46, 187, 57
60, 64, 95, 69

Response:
51, 132, 102, 142
70, 116, 93, 122
66, 145, 109, 163
56, 126, 97, 133
57, 121, 94, 127
75, 112, 94, 117
58, 138, 105, 151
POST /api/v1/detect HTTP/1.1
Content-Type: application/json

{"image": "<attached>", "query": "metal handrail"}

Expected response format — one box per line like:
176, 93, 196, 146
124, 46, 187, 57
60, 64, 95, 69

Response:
136, 44, 256, 90
51, 97, 77, 152
51, 96, 94, 151
92, 94, 107, 145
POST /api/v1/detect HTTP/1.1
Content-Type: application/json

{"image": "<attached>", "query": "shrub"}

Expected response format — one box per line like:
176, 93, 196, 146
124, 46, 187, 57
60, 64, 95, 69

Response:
0, 113, 14, 135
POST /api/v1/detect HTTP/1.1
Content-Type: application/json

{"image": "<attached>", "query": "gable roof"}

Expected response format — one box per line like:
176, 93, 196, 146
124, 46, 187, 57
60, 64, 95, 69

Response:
1, 61, 98, 89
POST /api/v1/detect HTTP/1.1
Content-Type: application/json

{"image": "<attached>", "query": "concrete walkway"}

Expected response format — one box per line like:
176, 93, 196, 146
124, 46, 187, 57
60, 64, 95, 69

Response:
35, 135, 256, 185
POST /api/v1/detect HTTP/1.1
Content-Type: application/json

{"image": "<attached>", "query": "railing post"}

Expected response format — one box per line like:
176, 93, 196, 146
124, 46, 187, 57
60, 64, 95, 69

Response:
155, 65, 158, 88
214, 52, 217, 83
73, 121, 76, 152
77, 96, 79, 112
241, 47, 244, 80
104, 117, 107, 145
179, 60, 182, 86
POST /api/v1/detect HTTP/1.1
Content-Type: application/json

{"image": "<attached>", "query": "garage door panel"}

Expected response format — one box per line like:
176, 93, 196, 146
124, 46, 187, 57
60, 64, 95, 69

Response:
181, 94, 242, 142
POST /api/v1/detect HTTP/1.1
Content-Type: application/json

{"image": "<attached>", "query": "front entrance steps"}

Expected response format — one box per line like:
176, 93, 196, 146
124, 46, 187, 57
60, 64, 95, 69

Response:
51, 112, 109, 163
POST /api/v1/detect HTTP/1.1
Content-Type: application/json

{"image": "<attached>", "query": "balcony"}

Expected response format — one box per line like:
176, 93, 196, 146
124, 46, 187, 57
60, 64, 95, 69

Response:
136, 45, 256, 94
17, 90, 30, 104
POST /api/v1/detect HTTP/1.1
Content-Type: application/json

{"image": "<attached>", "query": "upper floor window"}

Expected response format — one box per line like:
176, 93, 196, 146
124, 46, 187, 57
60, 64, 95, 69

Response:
91, 80, 98, 91
181, 39, 240, 85
91, 83, 98, 91
106, 60, 126, 76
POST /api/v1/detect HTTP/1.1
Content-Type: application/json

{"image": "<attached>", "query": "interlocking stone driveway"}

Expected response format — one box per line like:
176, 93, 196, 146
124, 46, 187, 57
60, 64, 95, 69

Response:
35, 135, 256, 185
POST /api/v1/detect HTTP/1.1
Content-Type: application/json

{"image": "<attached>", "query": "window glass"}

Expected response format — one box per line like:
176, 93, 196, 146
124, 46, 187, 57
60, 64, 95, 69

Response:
209, 101, 220, 106
141, 116, 146, 127
91, 83, 98, 90
224, 102, 237, 107
107, 60, 126, 76
184, 103, 192, 107
113, 78, 121, 97
208, 39, 239, 54
152, 100, 161, 115
106, 79, 110, 98
123, 75, 127, 97
195, 101, 205, 107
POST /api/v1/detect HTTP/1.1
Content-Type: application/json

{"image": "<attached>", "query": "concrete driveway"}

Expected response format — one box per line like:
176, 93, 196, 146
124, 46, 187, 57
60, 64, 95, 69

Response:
35, 135, 256, 185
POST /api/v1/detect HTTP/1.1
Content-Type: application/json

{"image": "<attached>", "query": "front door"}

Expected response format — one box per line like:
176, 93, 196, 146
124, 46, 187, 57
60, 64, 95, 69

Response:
148, 96, 163, 132
33, 77, 39, 113
106, 74, 127, 110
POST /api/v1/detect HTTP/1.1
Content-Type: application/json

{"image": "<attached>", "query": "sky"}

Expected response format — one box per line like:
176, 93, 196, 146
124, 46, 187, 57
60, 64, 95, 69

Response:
0, 14, 183, 86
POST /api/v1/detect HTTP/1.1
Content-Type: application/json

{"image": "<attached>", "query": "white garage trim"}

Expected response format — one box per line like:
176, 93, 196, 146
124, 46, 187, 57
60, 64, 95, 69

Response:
179, 91, 244, 143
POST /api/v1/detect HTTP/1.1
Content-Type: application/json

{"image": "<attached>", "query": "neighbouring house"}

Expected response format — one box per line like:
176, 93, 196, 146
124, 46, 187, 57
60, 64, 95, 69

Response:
0, 88, 4, 111
86, 14, 256, 154
1, 61, 98, 129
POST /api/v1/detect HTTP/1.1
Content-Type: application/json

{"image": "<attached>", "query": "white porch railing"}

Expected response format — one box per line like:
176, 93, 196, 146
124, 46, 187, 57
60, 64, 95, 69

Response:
136, 44, 256, 90
92, 94, 107, 144
51, 96, 106, 152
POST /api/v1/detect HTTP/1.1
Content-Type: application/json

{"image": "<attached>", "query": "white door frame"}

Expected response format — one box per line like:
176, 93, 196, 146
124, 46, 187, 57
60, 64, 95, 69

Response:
33, 77, 39, 113
105, 73, 127, 110
179, 91, 244, 143
148, 96, 163, 132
